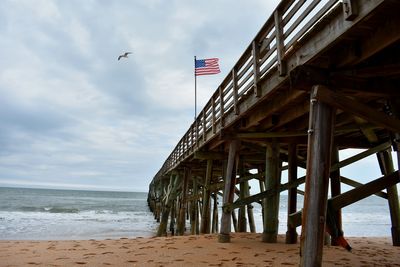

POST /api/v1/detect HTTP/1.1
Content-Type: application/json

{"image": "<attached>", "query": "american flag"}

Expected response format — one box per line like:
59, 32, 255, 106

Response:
195, 58, 221, 76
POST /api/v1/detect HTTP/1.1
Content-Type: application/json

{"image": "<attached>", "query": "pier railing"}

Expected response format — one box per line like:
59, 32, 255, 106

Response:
154, 0, 342, 181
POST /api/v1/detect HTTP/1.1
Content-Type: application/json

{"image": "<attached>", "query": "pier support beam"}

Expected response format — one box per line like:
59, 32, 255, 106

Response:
262, 138, 281, 243
212, 192, 219, 233
246, 180, 256, 233
201, 159, 213, 234
157, 174, 181, 237
330, 145, 342, 246
190, 178, 200, 235
300, 85, 336, 267
219, 140, 240, 243
286, 143, 298, 244
378, 150, 400, 245
238, 163, 247, 232
177, 168, 189, 235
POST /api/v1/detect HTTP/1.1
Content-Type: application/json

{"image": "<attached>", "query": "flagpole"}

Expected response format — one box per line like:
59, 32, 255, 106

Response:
194, 56, 197, 121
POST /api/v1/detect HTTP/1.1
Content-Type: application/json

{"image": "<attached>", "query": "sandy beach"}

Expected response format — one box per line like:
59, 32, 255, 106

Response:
1, 233, 399, 266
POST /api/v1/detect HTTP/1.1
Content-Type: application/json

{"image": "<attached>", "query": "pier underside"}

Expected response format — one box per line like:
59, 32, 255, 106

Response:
148, 0, 400, 266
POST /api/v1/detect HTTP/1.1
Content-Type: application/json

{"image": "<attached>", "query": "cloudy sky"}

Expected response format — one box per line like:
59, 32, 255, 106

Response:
0, 0, 283, 192
0, 0, 397, 192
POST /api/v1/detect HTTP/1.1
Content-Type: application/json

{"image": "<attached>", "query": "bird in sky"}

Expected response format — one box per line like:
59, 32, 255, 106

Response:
118, 52, 132, 60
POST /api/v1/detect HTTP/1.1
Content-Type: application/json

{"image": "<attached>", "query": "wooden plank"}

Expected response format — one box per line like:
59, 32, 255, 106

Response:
274, 9, 286, 76
219, 86, 225, 129
232, 69, 239, 115
252, 40, 261, 97
331, 142, 391, 171
340, 176, 387, 199
194, 151, 225, 160
329, 171, 400, 210
237, 131, 306, 139
212, 96, 216, 134
300, 85, 336, 267
313, 86, 400, 133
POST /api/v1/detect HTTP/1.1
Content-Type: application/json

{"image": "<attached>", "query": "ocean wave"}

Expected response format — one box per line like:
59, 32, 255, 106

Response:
19, 206, 79, 213
48, 207, 79, 213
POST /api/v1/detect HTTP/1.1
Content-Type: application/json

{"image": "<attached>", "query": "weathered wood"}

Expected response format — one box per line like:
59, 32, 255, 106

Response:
157, 174, 181, 237
190, 178, 199, 235
252, 40, 261, 97
300, 85, 336, 267
262, 138, 281, 243
232, 210, 238, 233
237, 131, 306, 139
169, 199, 176, 235
211, 193, 219, 233
286, 143, 298, 244
232, 69, 239, 115
245, 180, 256, 233
378, 151, 400, 246
238, 163, 247, 232
219, 140, 240, 243
200, 159, 213, 234
289, 172, 400, 228
330, 146, 342, 246
194, 151, 225, 160
330, 171, 400, 211
340, 176, 387, 199
313, 86, 400, 134
274, 9, 286, 76
177, 169, 189, 235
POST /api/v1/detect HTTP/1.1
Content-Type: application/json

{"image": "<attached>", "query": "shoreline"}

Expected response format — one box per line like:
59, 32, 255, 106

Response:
1, 233, 399, 266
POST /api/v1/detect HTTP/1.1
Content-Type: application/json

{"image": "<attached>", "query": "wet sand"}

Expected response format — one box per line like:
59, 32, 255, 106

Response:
1, 233, 399, 266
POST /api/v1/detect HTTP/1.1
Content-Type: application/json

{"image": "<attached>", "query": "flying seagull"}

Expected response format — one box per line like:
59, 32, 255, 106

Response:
118, 52, 132, 60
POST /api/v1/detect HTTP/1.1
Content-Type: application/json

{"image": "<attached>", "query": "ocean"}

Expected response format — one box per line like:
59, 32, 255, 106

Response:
0, 187, 393, 240
0, 187, 157, 240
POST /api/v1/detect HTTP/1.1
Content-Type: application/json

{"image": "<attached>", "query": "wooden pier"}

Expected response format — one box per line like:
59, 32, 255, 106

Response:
147, 0, 400, 265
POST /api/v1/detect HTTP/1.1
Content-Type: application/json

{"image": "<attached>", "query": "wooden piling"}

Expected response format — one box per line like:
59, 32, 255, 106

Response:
157, 174, 181, 237
378, 150, 400, 245
190, 178, 200, 235
262, 138, 281, 243
177, 168, 189, 235
218, 140, 240, 243
300, 85, 336, 267
212, 192, 219, 233
286, 143, 298, 244
238, 162, 247, 232
201, 159, 213, 234
330, 145, 342, 246
245, 180, 256, 233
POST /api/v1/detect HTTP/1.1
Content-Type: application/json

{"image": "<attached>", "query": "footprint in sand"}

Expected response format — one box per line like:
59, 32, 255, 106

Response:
83, 253, 96, 256
127, 260, 138, 263
134, 253, 146, 256
55, 257, 70, 260
101, 252, 113, 255
75, 262, 87, 265
27, 262, 40, 265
